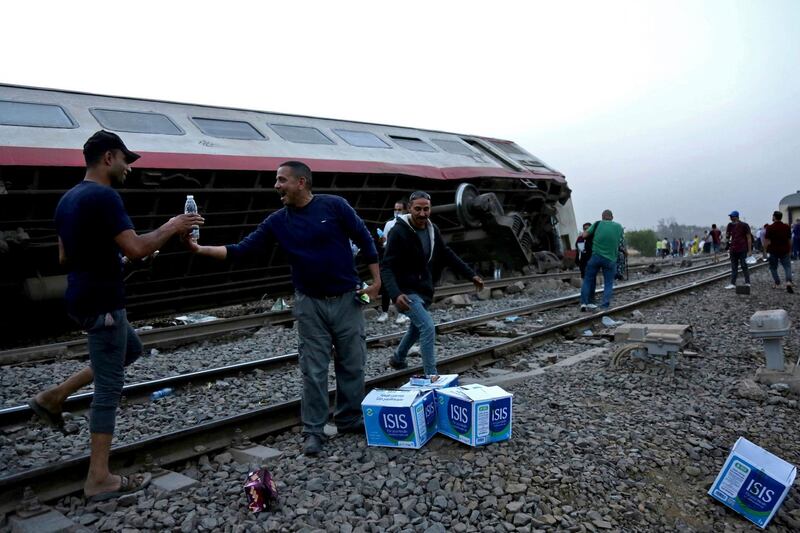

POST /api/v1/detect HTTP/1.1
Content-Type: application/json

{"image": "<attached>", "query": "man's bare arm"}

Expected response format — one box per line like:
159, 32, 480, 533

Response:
115, 214, 203, 260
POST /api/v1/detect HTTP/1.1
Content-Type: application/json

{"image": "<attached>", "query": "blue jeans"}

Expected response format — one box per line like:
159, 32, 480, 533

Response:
293, 291, 366, 436
73, 309, 142, 434
392, 294, 437, 375
580, 255, 617, 308
769, 254, 793, 284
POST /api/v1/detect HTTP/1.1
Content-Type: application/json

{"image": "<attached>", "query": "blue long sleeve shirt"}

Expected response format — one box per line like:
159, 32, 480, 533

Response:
226, 194, 378, 298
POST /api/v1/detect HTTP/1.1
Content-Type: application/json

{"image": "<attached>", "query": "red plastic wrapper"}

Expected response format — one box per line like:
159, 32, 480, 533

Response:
244, 467, 278, 513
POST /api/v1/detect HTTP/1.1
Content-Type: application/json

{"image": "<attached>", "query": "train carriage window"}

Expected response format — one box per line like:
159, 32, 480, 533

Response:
0, 100, 76, 128
389, 135, 437, 152
192, 117, 265, 140
333, 129, 391, 148
490, 141, 526, 156
269, 124, 334, 145
432, 139, 477, 156
90, 108, 184, 135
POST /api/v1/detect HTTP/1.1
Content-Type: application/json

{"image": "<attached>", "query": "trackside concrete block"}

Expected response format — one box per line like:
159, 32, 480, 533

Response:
9, 510, 76, 533
150, 470, 198, 494
229, 445, 283, 464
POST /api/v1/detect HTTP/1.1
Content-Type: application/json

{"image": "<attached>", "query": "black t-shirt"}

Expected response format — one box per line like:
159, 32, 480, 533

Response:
55, 181, 134, 317
415, 226, 431, 261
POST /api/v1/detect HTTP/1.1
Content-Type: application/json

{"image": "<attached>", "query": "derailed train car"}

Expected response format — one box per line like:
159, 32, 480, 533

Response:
0, 84, 576, 341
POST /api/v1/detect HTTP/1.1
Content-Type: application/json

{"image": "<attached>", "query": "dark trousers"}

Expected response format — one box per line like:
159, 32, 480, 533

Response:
294, 291, 366, 436
730, 251, 750, 284
769, 254, 793, 284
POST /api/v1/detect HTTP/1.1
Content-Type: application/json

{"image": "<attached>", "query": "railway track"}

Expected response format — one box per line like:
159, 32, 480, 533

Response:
0, 258, 732, 427
0, 260, 759, 515
0, 255, 721, 366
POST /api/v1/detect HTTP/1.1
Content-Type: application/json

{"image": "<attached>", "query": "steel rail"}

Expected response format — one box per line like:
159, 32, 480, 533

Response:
0, 256, 721, 366
0, 259, 732, 426
0, 263, 763, 516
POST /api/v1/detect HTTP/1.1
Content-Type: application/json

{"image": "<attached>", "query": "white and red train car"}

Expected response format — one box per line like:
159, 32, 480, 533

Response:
0, 83, 576, 339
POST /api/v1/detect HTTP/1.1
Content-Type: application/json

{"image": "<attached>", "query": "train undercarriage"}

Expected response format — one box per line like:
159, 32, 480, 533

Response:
0, 165, 571, 344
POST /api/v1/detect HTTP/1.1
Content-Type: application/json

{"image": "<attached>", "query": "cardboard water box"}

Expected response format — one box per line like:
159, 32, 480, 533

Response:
361, 388, 436, 449
435, 384, 513, 447
399, 374, 459, 391
708, 437, 797, 528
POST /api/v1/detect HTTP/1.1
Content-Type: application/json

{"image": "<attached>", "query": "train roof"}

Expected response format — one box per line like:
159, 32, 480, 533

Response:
0, 83, 566, 183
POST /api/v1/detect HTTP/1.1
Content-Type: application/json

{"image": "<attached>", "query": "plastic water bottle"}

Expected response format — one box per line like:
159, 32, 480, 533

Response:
184, 195, 200, 241
150, 388, 174, 401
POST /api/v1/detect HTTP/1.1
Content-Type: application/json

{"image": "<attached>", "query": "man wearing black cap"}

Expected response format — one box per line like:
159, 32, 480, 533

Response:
28, 131, 203, 501
724, 210, 752, 289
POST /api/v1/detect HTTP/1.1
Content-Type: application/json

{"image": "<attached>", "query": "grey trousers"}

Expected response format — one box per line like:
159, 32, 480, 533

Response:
294, 291, 366, 436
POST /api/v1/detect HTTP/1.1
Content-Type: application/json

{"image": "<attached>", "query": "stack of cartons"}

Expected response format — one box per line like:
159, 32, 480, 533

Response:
361, 375, 513, 449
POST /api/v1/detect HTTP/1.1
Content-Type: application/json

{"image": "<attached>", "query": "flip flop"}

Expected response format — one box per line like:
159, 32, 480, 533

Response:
86, 472, 152, 503
28, 398, 65, 430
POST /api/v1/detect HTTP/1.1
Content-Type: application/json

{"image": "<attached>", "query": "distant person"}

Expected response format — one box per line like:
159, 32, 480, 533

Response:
656, 238, 663, 258
615, 234, 628, 281
189, 161, 380, 456
672, 237, 679, 258
690, 235, 700, 255
710, 224, 722, 262
381, 191, 483, 374
755, 224, 767, 254
679, 238, 685, 256
575, 222, 592, 278
376, 199, 408, 324
702, 230, 711, 254
764, 211, 794, 292
30, 131, 203, 501
792, 218, 800, 260
579, 209, 625, 311
724, 210, 752, 289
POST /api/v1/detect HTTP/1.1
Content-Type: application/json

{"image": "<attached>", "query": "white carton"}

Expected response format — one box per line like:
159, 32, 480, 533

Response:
361, 389, 436, 449
399, 374, 459, 391
435, 384, 512, 447
708, 437, 797, 528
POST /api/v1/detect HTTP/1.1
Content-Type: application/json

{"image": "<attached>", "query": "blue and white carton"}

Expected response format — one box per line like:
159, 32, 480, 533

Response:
435, 384, 513, 447
399, 374, 459, 391
708, 437, 796, 528
361, 388, 436, 449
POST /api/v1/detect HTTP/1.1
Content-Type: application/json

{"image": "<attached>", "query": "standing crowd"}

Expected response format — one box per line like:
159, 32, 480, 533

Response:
26, 131, 795, 503
29, 131, 485, 501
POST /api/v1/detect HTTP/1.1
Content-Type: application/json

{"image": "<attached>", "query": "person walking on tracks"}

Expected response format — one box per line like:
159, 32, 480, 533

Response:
724, 210, 752, 289
579, 209, 625, 311
764, 211, 794, 293
189, 161, 380, 456
377, 198, 409, 324
381, 190, 483, 375
29, 131, 203, 501
575, 222, 593, 278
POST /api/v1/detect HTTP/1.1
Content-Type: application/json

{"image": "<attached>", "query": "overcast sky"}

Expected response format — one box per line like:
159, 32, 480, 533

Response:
4, 0, 799, 229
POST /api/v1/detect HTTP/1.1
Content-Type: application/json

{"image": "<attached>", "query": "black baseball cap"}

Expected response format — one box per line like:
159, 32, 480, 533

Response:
83, 130, 140, 164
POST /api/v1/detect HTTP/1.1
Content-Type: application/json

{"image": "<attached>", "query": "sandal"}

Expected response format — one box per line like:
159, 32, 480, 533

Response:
85, 472, 152, 503
28, 398, 65, 430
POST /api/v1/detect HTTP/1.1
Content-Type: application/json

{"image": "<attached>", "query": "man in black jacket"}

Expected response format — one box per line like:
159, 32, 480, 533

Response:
381, 191, 484, 374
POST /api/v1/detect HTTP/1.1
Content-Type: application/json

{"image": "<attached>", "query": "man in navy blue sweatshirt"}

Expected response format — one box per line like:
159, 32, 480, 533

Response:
190, 161, 380, 456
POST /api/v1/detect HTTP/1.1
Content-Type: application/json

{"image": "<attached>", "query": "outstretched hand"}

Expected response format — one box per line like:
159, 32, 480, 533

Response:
181, 233, 201, 253
169, 214, 204, 235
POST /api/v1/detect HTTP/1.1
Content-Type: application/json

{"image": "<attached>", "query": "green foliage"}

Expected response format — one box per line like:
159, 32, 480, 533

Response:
626, 229, 658, 256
